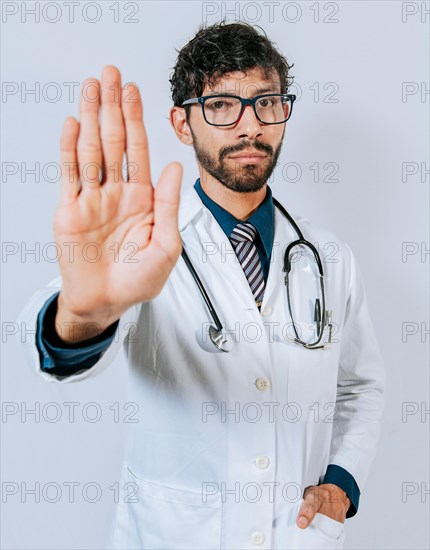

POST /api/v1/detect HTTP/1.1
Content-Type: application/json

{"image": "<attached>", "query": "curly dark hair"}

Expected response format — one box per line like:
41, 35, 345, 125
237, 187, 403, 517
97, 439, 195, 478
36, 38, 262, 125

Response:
169, 20, 294, 121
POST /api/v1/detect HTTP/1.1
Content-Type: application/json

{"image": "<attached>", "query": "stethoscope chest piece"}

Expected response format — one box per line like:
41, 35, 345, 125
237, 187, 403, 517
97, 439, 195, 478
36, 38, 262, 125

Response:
193, 325, 234, 353
209, 326, 232, 353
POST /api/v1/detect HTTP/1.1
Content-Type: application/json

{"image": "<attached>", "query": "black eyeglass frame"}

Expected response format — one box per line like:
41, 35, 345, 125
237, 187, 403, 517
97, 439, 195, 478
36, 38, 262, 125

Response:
181, 93, 297, 127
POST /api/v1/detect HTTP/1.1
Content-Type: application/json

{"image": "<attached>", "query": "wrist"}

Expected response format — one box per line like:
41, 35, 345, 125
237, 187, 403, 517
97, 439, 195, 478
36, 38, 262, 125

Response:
55, 292, 121, 343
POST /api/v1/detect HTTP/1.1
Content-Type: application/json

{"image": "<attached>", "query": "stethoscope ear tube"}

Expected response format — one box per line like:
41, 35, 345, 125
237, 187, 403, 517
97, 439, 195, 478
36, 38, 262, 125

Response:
273, 197, 324, 278
283, 239, 324, 278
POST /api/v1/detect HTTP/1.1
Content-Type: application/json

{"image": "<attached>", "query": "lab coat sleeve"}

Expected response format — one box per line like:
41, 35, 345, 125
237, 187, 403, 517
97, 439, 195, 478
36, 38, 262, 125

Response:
327, 243, 386, 495
16, 276, 140, 384
36, 291, 119, 374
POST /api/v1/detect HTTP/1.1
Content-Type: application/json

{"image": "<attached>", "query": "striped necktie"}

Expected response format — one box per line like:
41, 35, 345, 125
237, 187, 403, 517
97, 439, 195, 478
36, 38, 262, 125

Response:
229, 221, 265, 308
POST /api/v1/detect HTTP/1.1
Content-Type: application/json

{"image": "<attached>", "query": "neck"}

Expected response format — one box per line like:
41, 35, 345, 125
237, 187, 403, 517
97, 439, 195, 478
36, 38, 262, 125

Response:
199, 173, 267, 220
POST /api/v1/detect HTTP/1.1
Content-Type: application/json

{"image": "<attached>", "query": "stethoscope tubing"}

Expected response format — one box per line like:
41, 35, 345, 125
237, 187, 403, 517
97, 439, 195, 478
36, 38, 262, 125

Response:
180, 197, 328, 350
180, 245, 224, 333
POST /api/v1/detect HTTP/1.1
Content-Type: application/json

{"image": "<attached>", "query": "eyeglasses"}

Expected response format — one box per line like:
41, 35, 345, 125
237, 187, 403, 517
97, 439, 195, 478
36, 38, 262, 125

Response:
181, 93, 296, 126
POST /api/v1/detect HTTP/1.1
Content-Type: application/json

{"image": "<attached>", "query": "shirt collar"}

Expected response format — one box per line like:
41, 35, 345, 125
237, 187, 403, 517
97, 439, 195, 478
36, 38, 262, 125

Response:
193, 177, 274, 258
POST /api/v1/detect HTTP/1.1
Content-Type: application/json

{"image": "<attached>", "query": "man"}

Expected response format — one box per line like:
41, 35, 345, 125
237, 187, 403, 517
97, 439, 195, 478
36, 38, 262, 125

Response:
19, 21, 385, 550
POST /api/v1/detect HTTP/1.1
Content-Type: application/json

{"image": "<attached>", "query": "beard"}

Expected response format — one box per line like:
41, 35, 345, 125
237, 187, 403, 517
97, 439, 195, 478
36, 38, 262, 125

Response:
189, 126, 284, 193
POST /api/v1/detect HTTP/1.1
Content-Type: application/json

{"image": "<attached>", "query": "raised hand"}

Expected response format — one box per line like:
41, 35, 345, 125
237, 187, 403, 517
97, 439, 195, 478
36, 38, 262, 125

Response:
54, 66, 183, 341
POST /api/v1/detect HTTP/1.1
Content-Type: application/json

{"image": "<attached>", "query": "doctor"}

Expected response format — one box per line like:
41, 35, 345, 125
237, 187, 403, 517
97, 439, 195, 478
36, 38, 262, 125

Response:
19, 21, 385, 550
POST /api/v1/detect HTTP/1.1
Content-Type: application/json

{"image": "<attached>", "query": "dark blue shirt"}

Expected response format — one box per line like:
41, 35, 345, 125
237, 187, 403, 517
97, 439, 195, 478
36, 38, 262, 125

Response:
35, 178, 360, 517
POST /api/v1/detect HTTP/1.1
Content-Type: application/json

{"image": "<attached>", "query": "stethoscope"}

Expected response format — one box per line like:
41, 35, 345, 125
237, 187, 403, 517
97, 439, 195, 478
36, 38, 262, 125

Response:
181, 197, 333, 352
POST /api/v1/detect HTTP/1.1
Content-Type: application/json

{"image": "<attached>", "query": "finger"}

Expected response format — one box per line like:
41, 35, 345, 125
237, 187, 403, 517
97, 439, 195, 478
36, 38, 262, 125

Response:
151, 162, 183, 257
60, 117, 80, 204
100, 65, 125, 182
296, 488, 323, 529
122, 82, 151, 186
77, 78, 102, 190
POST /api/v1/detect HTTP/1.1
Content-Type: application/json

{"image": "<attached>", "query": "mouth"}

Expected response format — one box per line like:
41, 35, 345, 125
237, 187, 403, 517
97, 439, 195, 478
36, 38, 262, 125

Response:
228, 152, 267, 164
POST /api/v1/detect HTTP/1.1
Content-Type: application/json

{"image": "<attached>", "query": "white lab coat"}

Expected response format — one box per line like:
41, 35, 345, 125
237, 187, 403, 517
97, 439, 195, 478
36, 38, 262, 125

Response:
18, 185, 385, 550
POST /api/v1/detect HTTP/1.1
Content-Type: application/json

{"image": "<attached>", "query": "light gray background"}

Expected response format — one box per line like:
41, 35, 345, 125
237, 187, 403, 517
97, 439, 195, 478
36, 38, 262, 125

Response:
1, 1, 429, 549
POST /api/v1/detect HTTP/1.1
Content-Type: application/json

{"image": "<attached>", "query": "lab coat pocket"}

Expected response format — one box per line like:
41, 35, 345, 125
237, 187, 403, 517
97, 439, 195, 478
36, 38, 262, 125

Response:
289, 500, 346, 549
114, 465, 223, 550
286, 322, 337, 424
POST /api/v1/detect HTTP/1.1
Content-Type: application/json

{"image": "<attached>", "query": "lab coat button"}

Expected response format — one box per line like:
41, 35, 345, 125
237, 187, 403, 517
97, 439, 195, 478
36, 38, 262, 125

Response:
261, 305, 272, 316
250, 531, 265, 546
255, 455, 270, 469
255, 377, 270, 391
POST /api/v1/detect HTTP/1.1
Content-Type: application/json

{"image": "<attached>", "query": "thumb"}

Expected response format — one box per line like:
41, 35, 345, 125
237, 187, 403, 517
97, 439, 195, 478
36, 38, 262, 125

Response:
296, 489, 321, 529
152, 162, 183, 246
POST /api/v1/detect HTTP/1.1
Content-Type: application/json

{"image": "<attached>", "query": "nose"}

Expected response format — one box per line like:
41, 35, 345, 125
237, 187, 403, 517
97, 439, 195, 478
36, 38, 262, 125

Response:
234, 103, 263, 139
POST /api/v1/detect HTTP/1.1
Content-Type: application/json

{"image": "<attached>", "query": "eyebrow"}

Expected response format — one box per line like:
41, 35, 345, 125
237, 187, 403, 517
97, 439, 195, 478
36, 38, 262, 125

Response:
205, 85, 281, 97
204, 84, 281, 97
254, 85, 280, 95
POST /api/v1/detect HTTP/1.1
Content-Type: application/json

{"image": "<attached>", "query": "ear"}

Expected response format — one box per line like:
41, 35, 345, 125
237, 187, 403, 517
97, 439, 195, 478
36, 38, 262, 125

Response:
170, 106, 194, 145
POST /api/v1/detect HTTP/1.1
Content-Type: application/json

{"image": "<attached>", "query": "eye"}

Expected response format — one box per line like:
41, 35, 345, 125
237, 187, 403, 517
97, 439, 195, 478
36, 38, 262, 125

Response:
258, 98, 274, 108
206, 99, 233, 110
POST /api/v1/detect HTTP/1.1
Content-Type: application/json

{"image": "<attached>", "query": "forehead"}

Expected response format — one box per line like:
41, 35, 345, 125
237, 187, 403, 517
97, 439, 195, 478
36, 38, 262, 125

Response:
202, 66, 281, 97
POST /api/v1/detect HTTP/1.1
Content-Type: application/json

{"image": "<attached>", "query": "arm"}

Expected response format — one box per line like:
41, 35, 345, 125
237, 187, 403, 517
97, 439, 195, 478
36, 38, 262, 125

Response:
296, 243, 385, 528
18, 66, 183, 382
327, 243, 386, 494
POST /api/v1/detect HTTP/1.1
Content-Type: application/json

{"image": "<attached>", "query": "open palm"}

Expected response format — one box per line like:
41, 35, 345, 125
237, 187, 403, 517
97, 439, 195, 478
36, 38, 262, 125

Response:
55, 66, 183, 325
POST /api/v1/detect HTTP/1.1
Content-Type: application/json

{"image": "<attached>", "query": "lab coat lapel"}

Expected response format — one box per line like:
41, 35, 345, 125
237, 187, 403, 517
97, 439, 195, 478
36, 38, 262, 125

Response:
179, 185, 259, 309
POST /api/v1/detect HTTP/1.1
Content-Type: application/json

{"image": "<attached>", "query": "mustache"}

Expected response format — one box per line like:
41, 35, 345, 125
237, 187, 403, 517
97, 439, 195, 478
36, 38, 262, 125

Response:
219, 141, 273, 160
